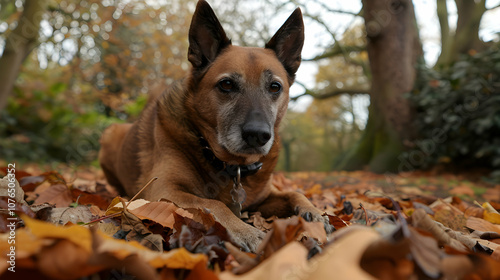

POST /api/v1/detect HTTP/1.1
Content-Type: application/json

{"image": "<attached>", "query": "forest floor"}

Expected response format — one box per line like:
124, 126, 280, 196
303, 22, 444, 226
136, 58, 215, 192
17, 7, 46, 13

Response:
1, 163, 500, 279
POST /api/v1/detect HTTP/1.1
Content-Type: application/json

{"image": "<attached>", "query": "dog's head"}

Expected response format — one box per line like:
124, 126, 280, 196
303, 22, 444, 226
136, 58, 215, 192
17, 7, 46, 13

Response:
185, 0, 304, 165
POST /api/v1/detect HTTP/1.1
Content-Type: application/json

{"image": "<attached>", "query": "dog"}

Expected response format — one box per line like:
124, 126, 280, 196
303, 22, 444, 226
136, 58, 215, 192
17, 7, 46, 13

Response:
99, 0, 331, 252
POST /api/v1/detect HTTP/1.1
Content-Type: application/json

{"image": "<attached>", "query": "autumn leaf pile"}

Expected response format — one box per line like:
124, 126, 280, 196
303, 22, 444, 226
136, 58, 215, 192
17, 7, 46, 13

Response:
1, 166, 500, 280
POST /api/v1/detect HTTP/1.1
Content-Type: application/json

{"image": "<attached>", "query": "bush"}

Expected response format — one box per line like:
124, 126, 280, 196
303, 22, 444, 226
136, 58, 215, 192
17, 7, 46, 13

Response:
405, 47, 500, 181
0, 82, 122, 165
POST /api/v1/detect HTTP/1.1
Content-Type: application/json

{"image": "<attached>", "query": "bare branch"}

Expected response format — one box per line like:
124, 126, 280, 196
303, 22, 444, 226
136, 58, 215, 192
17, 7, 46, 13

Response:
291, 81, 369, 101
303, 45, 365, 61
314, 0, 362, 17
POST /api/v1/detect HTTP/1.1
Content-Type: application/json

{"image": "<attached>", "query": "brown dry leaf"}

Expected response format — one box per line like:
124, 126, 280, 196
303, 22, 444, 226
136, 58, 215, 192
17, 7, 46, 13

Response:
408, 227, 441, 278
19, 171, 67, 193
225, 216, 326, 274
467, 216, 500, 234
18, 175, 46, 192
71, 188, 111, 209
94, 231, 207, 269
247, 212, 274, 231
465, 254, 500, 279
105, 197, 149, 215
0, 167, 32, 182
304, 184, 323, 197
34, 184, 73, 207
0, 197, 35, 218
326, 213, 350, 229
440, 255, 474, 279
492, 247, 500, 261
36, 239, 102, 280
429, 199, 467, 232
361, 238, 414, 280
411, 208, 470, 252
0, 176, 26, 205
131, 201, 193, 228
45, 205, 94, 225
303, 227, 380, 280
258, 216, 326, 260
219, 242, 308, 280
271, 172, 296, 192
121, 210, 164, 252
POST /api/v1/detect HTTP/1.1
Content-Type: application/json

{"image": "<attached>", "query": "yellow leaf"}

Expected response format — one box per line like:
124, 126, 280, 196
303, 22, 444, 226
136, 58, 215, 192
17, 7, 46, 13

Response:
96, 232, 207, 269
0, 228, 45, 258
484, 212, 500, 224
479, 202, 500, 224
21, 215, 92, 252
482, 202, 499, 214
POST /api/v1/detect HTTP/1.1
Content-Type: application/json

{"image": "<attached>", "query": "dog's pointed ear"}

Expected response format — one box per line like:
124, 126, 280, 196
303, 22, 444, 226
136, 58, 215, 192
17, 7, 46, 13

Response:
188, 0, 231, 69
265, 8, 304, 79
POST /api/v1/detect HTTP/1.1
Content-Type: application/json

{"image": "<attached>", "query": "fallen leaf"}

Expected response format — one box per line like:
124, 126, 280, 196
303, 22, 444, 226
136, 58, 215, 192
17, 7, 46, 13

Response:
44, 205, 94, 225
36, 239, 102, 280
219, 242, 308, 280
467, 216, 500, 235
94, 231, 207, 269
22, 215, 92, 252
120, 210, 164, 252
131, 201, 193, 228
408, 227, 441, 278
0, 176, 26, 205
482, 202, 500, 224
71, 189, 111, 209
411, 208, 470, 252
19, 175, 46, 192
34, 184, 73, 207
0, 167, 32, 181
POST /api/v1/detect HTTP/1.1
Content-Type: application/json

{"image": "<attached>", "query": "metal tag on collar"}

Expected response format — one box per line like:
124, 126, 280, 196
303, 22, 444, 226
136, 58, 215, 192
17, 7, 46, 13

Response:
229, 167, 246, 218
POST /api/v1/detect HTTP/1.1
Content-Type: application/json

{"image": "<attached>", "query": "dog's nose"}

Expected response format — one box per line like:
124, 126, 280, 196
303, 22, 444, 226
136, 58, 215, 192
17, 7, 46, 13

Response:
242, 122, 271, 148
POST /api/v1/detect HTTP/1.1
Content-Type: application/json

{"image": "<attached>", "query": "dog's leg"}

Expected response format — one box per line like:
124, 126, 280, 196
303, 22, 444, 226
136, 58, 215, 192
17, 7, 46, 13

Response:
255, 187, 334, 233
162, 189, 265, 252
99, 123, 133, 195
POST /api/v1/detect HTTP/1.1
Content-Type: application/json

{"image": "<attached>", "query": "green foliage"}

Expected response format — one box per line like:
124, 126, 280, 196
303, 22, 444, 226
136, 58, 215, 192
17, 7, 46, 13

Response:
406, 47, 500, 179
123, 94, 147, 118
0, 82, 121, 164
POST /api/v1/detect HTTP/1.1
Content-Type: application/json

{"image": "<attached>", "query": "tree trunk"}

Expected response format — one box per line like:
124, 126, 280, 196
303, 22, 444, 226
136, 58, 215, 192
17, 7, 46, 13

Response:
0, 0, 47, 111
435, 0, 486, 67
282, 140, 292, 172
337, 0, 422, 173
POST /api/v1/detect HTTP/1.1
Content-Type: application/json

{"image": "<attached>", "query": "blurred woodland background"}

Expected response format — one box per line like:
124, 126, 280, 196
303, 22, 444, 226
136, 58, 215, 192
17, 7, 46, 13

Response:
0, 0, 499, 181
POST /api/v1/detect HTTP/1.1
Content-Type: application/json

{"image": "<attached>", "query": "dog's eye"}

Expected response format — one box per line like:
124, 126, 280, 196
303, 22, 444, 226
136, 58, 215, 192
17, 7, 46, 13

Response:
218, 79, 234, 92
269, 82, 282, 94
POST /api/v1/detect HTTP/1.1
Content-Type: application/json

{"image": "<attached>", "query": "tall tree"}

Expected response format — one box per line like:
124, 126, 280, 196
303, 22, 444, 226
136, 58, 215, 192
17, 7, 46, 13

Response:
337, 0, 423, 172
0, 0, 48, 111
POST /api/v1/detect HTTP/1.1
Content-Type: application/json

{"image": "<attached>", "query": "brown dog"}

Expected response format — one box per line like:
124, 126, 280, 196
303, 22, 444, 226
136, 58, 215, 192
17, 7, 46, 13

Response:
99, 0, 331, 252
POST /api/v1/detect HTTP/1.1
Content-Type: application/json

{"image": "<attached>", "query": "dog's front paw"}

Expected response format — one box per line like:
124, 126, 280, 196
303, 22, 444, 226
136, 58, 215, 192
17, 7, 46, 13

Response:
228, 223, 265, 253
295, 206, 335, 234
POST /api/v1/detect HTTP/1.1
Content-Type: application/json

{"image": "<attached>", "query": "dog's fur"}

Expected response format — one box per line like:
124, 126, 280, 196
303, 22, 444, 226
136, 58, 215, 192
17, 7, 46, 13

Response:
99, 0, 329, 252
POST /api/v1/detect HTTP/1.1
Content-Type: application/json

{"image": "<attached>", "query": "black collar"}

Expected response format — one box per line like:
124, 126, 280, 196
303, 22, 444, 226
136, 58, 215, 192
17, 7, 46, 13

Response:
198, 136, 263, 178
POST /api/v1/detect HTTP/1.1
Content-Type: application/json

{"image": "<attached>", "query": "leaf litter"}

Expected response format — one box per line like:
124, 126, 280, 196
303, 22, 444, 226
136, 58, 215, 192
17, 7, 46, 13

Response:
0, 166, 499, 279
